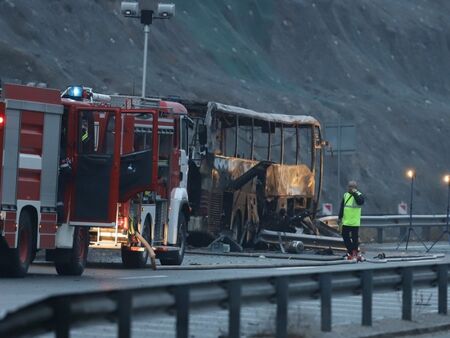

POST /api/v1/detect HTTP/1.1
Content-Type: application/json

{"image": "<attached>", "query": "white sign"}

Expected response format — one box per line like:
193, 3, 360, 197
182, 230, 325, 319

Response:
322, 203, 333, 216
398, 202, 408, 215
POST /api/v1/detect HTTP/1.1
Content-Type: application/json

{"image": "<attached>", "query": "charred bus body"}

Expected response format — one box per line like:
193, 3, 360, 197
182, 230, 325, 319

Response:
185, 102, 327, 245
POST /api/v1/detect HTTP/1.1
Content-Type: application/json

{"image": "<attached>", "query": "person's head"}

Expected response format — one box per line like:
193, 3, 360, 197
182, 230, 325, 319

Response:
348, 180, 357, 192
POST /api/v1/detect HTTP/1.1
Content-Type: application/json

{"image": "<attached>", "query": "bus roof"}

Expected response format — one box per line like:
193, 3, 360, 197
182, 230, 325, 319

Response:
207, 102, 320, 126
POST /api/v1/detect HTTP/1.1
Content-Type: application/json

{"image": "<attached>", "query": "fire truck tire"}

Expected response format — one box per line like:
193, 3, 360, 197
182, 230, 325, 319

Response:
160, 212, 187, 266
54, 227, 89, 276
121, 217, 151, 269
0, 212, 33, 277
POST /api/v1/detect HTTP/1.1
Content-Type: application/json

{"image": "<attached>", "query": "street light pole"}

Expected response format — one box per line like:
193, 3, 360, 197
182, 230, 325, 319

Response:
141, 24, 150, 98
121, 1, 175, 99
406, 171, 414, 250
427, 174, 450, 252
396, 169, 428, 251
446, 177, 450, 243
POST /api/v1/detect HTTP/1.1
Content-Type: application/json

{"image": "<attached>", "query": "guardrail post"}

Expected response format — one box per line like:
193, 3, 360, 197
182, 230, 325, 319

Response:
402, 268, 413, 321
423, 227, 431, 241
400, 226, 406, 241
438, 264, 448, 315
377, 228, 383, 243
117, 291, 131, 338
320, 273, 332, 332
276, 277, 289, 338
228, 280, 241, 338
175, 286, 189, 338
361, 270, 373, 326
54, 298, 70, 338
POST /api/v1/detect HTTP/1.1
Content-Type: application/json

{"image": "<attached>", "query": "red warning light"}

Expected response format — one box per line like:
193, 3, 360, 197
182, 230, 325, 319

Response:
0, 116, 4, 125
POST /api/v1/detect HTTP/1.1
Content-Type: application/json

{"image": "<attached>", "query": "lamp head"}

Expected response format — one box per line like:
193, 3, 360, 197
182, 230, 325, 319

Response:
156, 3, 175, 19
406, 169, 415, 179
121, 1, 140, 18
444, 174, 450, 184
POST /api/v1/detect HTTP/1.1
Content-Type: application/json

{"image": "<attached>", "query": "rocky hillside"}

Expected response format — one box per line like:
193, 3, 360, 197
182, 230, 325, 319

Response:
1, 0, 450, 214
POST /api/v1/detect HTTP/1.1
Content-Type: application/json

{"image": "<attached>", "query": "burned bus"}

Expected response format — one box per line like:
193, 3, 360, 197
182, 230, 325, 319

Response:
184, 102, 327, 245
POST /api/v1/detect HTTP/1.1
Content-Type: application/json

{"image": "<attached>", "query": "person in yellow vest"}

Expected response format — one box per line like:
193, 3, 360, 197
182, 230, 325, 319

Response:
338, 180, 364, 261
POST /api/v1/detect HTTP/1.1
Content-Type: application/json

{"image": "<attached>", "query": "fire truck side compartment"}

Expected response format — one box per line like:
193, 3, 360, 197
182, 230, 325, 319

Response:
1, 84, 62, 249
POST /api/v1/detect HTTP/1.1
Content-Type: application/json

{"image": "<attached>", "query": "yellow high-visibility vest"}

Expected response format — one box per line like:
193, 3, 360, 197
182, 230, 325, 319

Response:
342, 192, 362, 226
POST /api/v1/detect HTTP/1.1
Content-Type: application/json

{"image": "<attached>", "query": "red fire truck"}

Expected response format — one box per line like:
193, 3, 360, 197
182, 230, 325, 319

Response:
89, 93, 191, 268
0, 84, 189, 277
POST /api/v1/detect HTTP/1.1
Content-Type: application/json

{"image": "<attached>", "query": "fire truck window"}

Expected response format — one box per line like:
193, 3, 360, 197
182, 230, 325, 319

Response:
79, 111, 95, 154
253, 121, 269, 161
283, 126, 298, 165
104, 114, 116, 154
134, 129, 152, 151
159, 132, 173, 160
181, 118, 190, 153
157, 132, 173, 196
298, 126, 313, 168
79, 111, 115, 155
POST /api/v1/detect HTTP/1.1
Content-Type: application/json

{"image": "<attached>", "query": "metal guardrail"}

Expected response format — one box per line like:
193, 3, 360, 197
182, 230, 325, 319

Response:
0, 261, 447, 338
319, 214, 449, 226
320, 214, 449, 243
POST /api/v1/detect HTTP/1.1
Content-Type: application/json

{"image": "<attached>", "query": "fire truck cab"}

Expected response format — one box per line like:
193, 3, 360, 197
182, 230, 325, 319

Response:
0, 84, 189, 277
89, 93, 191, 268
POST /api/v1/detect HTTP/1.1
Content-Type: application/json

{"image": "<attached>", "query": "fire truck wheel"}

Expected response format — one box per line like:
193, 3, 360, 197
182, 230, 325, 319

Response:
54, 227, 89, 276
121, 217, 151, 269
160, 212, 187, 266
0, 212, 33, 277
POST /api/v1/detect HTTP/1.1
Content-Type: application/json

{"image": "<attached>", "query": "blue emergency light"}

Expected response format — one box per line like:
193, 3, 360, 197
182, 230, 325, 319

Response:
67, 86, 83, 98
61, 85, 85, 100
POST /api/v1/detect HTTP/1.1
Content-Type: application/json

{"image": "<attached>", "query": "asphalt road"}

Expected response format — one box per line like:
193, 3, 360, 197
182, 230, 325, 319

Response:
2, 245, 448, 314
1, 243, 450, 337
1, 250, 351, 315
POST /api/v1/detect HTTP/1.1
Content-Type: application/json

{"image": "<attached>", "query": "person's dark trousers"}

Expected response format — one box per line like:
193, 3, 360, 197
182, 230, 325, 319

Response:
342, 225, 360, 254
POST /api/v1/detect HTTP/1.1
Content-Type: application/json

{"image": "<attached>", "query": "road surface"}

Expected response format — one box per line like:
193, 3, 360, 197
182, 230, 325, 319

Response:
1, 244, 450, 337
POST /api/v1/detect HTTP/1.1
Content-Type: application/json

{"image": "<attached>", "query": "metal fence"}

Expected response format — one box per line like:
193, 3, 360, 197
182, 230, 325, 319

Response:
320, 214, 449, 243
0, 261, 447, 338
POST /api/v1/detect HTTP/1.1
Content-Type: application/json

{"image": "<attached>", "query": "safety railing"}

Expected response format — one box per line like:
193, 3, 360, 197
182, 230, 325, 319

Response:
320, 214, 449, 243
0, 261, 447, 338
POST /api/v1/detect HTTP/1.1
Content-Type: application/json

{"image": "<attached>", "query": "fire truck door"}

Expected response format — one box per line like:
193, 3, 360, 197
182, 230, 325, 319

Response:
118, 112, 158, 202
71, 109, 120, 224
119, 150, 153, 202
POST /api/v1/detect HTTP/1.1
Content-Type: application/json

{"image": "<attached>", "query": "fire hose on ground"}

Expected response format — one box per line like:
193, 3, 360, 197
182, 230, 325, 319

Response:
128, 218, 157, 270
135, 231, 157, 270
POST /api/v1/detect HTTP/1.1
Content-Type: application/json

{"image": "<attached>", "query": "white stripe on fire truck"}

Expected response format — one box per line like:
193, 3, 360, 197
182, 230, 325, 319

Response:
18, 153, 42, 171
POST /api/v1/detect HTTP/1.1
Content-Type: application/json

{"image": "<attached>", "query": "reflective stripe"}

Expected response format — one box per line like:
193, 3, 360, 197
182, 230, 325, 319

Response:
342, 192, 362, 226
19, 153, 42, 170
81, 130, 88, 142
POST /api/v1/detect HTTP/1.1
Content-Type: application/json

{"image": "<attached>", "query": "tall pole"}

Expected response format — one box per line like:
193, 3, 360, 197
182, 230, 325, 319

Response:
446, 181, 450, 244
426, 175, 450, 252
337, 117, 341, 203
141, 24, 150, 99
406, 175, 414, 250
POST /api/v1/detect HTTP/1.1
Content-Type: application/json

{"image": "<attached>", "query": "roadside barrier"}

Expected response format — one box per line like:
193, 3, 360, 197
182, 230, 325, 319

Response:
0, 260, 447, 338
320, 214, 449, 243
